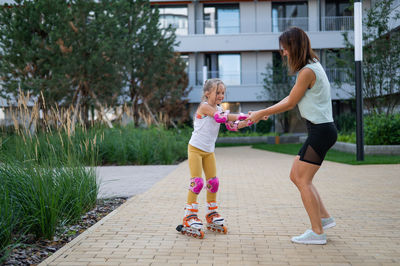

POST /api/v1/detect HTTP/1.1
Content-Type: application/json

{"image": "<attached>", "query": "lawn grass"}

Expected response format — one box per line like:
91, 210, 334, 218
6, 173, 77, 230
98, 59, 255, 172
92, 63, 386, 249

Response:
252, 143, 400, 165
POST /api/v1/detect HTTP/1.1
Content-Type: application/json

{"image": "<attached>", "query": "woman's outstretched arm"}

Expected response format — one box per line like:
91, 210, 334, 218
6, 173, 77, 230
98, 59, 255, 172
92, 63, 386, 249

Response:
248, 68, 315, 123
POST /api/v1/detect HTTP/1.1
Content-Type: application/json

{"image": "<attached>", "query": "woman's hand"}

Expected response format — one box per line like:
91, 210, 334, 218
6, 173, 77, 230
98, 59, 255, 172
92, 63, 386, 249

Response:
247, 110, 268, 123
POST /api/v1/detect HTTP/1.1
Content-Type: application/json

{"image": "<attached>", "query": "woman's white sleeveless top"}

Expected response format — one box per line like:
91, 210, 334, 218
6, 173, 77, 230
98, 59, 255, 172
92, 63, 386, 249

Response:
297, 59, 334, 124
188, 103, 222, 153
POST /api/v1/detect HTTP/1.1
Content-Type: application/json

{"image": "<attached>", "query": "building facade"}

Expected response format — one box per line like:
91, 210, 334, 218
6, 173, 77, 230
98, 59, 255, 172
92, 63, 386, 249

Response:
151, 0, 376, 131
2, 0, 398, 130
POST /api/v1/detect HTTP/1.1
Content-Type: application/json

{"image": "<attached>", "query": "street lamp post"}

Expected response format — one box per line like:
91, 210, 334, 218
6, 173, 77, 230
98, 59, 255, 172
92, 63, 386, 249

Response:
354, 0, 364, 161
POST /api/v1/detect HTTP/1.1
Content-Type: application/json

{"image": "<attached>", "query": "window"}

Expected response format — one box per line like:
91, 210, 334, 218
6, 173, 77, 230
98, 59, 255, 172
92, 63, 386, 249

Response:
180, 55, 189, 73
221, 102, 240, 113
204, 54, 241, 85
324, 0, 353, 31
158, 5, 188, 35
325, 0, 352, 17
203, 4, 240, 35
272, 2, 308, 32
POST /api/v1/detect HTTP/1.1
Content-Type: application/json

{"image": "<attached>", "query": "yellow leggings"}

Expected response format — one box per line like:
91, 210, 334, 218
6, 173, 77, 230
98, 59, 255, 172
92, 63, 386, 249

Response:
187, 144, 217, 204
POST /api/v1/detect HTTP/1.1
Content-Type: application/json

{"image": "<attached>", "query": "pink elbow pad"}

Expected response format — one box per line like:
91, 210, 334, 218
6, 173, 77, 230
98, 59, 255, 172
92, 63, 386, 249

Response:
237, 113, 249, 120
214, 110, 230, 123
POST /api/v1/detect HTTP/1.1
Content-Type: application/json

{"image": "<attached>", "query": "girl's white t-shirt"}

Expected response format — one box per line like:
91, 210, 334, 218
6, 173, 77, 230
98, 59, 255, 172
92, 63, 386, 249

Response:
189, 103, 222, 153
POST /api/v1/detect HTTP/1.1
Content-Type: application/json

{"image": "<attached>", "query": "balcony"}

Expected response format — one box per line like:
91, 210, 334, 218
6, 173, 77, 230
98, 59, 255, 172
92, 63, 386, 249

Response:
272, 17, 309, 32
196, 19, 240, 35
188, 71, 265, 86
321, 16, 353, 31
163, 16, 354, 35
188, 68, 350, 86
325, 68, 352, 83
159, 18, 188, 35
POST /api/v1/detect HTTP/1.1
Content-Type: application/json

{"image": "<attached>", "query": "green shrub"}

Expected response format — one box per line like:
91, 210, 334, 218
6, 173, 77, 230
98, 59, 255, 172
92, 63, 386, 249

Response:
0, 158, 98, 249
364, 114, 400, 145
255, 119, 273, 133
0, 189, 19, 259
336, 112, 356, 133
99, 125, 190, 165
337, 132, 356, 143
0, 125, 191, 166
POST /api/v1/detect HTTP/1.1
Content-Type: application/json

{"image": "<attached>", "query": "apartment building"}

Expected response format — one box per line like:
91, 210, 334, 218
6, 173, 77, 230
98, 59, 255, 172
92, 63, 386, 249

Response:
2, 0, 398, 129
151, 0, 375, 130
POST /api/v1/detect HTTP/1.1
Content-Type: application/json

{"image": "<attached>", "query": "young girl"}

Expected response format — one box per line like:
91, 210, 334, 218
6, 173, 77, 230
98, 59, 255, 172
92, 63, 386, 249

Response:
248, 27, 337, 244
176, 78, 252, 239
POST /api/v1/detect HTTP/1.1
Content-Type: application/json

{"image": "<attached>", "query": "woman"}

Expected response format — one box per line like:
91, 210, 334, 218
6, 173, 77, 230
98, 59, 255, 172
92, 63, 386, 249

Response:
248, 27, 337, 244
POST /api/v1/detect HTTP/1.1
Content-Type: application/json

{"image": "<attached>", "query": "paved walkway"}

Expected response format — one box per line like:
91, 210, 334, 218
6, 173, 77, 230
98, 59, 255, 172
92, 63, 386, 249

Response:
96, 165, 178, 199
40, 146, 400, 265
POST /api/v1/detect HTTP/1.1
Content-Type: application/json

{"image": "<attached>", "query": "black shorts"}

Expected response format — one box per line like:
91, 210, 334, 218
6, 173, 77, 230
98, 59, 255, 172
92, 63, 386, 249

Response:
298, 120, 337, 166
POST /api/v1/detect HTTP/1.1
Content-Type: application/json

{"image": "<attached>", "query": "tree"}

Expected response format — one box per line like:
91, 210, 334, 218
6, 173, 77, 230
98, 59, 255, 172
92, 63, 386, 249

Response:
0, 0, 190, 127
0, 0, 125, 125
51, 0, 125, 124
149, 52, 190, 126
262, 54, 298, 133
0, 0, 72, 108
116, 0, 190, 126
336, 0, 400, 115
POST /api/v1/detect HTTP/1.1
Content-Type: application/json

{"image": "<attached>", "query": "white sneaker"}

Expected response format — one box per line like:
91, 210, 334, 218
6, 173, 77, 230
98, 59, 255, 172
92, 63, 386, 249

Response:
322, 217, 336, 230
291, 229, 327, 245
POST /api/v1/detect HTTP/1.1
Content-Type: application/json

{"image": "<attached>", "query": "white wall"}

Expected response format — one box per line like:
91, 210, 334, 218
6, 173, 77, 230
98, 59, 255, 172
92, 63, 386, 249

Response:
0, 0, 15, 4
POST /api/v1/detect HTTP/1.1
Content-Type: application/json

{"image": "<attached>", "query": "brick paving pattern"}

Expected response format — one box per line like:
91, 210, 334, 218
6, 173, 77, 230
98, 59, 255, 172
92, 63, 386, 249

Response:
40, 146, 400, 265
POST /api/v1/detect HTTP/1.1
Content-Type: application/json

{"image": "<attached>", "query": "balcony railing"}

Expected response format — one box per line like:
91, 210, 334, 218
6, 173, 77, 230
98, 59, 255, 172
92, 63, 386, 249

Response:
161, 16, 354, 35
321, 16, 353, 31
188, 68, 351, 85
325, 68, 352, 83
272, 17, 309, 32
196, 19, 240, 35
159, 19, 188, 35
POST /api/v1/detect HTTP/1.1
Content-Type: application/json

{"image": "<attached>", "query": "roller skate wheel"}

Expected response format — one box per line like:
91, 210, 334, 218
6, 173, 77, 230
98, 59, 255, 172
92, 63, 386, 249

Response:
176, 224, 183, 232
199, 231, 204, 239
207, 226, 211, 230
223, 226, 228, 234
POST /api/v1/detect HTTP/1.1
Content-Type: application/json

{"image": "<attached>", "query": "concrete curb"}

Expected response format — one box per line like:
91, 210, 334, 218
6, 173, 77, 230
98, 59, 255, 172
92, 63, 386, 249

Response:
300, 136, 400, 155
217, 135, 400, 155
333, 141, 400, 155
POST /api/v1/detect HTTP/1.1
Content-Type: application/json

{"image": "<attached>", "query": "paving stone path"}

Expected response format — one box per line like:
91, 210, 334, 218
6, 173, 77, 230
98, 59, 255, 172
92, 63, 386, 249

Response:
41, 146, 400, 265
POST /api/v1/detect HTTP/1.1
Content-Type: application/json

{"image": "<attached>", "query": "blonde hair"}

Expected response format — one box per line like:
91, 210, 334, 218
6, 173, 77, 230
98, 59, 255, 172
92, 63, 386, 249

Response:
201, 78, 226, 102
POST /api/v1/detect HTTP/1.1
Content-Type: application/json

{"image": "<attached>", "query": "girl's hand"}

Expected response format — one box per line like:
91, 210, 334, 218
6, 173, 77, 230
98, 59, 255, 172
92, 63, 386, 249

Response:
237, 120, 248, 129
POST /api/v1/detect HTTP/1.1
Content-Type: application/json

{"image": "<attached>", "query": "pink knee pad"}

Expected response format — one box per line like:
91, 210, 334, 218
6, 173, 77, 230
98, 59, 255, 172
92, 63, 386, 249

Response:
206, 177, 219, 193
189, 177, 204, 194
214, 110, 230, 123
